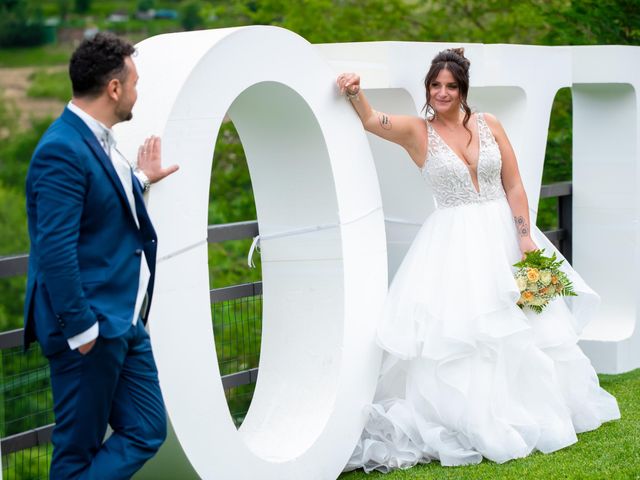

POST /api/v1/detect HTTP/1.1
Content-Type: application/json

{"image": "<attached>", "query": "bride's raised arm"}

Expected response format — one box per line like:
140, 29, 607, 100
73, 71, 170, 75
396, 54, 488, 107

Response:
336, 72, 427, 168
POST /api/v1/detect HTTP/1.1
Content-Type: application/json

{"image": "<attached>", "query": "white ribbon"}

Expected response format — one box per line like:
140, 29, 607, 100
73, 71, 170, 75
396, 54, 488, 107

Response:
157, 239, 208, 263
384, 216, 423, 227
246, 206, 383, 268
247, 235, 260, 268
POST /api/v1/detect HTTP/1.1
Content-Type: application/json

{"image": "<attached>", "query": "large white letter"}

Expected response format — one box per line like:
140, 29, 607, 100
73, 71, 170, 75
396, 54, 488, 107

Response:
115, 27, 387, 479
572, 46, 640, 374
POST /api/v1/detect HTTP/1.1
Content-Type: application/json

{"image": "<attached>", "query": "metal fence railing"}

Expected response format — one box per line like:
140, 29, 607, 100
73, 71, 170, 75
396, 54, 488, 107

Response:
0, 182, 572, 478
0, 220, 261, 480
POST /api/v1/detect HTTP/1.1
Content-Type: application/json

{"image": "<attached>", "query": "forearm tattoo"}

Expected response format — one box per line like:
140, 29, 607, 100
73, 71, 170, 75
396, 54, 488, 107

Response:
377, 112, 392, 130
514, 216, 530, 237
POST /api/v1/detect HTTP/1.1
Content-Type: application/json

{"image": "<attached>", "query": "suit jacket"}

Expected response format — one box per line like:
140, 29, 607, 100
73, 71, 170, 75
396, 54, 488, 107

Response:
24, 107, 158, 357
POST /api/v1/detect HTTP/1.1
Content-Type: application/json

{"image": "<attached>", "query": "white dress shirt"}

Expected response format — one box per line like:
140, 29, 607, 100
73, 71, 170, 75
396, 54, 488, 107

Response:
66, 102, 150, 350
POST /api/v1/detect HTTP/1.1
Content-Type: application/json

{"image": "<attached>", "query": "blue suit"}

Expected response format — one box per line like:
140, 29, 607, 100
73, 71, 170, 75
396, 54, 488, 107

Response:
24, 107, 166, 479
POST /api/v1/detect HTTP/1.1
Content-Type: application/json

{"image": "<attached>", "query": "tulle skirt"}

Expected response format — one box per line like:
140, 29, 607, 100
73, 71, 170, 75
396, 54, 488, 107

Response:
345, 197, 620, 473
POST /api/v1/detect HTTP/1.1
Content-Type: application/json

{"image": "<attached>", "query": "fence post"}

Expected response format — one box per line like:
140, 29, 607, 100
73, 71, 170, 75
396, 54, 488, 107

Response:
559, 183, 573, 263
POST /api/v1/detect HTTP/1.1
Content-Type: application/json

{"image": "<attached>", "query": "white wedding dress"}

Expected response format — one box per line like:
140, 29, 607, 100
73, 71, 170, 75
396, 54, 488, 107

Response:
345, 113, 620, 473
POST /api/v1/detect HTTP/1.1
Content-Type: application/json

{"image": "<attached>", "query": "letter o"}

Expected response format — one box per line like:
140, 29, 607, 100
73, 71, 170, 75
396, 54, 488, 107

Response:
114, 27, 386, 479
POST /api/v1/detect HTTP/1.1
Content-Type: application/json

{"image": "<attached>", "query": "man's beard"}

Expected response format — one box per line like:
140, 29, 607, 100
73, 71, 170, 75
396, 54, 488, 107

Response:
115, 104, 133, 122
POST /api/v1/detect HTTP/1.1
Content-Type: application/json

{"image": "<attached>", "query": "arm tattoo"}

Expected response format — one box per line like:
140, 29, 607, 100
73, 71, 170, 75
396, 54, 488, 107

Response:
378, 112, 392, 130
514, 216, 530, 237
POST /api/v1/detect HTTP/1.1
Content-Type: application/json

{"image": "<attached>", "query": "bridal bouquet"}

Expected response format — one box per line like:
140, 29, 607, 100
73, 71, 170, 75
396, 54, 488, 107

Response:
513, 249, 577, 313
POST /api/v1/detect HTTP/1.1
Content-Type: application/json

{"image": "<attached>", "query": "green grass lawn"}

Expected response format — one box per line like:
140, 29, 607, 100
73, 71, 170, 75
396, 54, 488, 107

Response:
0, 44, 74, 68
27, 69, 70, 102
340, 369, 640, 480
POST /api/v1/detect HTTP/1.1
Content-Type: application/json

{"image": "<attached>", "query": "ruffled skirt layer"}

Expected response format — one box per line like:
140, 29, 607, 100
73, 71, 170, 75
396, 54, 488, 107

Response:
346, 197, 620, 473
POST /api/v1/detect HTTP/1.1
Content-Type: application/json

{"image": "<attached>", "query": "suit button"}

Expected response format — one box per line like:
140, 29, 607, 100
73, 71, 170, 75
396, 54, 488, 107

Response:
135, 249, 143, 256
60, 322, 65, 328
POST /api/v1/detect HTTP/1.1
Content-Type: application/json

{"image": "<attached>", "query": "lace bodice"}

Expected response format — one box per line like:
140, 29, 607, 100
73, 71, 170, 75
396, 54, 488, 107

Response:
421, 113, 505, 209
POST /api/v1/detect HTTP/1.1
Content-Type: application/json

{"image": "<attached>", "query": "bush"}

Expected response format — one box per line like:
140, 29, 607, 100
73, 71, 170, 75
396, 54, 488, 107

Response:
0, 19, 47, 47
74, 0, 90, 14
137, 0, 155, 12
180, 0, 204, 31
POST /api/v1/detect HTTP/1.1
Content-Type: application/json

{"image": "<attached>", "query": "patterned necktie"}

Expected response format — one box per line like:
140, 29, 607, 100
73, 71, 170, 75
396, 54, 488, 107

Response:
101, 130, 150, 325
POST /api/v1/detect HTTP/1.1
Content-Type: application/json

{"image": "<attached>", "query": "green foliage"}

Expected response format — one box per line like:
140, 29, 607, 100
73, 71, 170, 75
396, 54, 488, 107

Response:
0, 183, 29, 332
543, 89, 572, 185
535, 198, 556, 232
0, 43, 73, 67
0, 92, 33, 334
0, 118, 51, 193
0, 186, 28, 255
0, 178, 28, 333
27, 68, 71, 102
74, 0, 91, 14
137, 0, 155, 12
0, 0, 47, 47
208, 122, 256, 225
180, 0, 205, 31
241, 0, 419, 42
208, 121, 260, 288
0, 20, 47, 47
543, 0, 640, 46
410, 0, 554, 44
56, 0, 72, 21
513, 249, 562, 270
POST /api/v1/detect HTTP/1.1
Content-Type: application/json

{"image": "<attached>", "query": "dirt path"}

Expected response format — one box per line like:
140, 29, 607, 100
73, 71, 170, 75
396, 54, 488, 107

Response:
0, 66, 67, 131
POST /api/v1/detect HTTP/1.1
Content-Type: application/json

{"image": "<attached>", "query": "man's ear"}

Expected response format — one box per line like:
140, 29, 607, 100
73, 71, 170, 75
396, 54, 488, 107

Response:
106, 78, 121, 101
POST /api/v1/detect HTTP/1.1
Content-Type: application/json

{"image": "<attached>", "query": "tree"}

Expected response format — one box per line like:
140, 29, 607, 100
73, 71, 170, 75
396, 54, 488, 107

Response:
0, 0, 47, 47
180, 0, 205, 31
241, 0, 420, 43
542, 0, 640, 45
137, 0, 155, 12
57, 0, 71, 21
74, 0, 91, 14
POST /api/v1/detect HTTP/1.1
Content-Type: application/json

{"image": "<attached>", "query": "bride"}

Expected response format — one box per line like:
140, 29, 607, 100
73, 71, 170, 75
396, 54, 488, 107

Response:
337, 48, 620, 473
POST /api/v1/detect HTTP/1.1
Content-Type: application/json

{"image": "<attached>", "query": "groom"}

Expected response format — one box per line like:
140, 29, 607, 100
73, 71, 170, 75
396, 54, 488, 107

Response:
23, 32, 178, 479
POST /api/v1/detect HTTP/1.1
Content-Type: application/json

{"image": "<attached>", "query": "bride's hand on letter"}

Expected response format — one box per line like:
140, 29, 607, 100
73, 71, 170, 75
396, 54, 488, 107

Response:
337, 73, 360, 96
519, 237, 538, 259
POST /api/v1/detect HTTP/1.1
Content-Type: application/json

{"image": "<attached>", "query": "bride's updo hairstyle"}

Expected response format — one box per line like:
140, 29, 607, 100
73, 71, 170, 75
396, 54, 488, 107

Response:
424, 48, 473, 143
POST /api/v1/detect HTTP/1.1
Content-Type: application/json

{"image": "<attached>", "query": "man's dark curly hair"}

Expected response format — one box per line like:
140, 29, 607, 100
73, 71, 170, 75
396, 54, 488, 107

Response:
69, 32, 135, 98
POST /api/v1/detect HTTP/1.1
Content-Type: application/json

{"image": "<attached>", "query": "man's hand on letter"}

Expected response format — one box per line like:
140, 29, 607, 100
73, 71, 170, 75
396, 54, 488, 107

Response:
137, 135, 179, 184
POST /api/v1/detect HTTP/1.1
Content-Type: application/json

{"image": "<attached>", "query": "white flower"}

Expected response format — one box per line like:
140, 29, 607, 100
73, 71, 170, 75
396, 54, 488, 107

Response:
540, 270, 552, 286
516, 276, 528, 291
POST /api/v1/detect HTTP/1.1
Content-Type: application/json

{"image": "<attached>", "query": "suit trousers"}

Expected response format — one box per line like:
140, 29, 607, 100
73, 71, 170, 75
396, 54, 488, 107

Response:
47, 320, 167, 479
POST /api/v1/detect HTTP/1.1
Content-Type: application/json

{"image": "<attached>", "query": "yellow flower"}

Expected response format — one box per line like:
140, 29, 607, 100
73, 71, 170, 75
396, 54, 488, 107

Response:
539, 287, 549, 295
523, 291, 535, 301
551, 275, 558, 285
540, 270, 552, 286
527, 268, 540, 282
